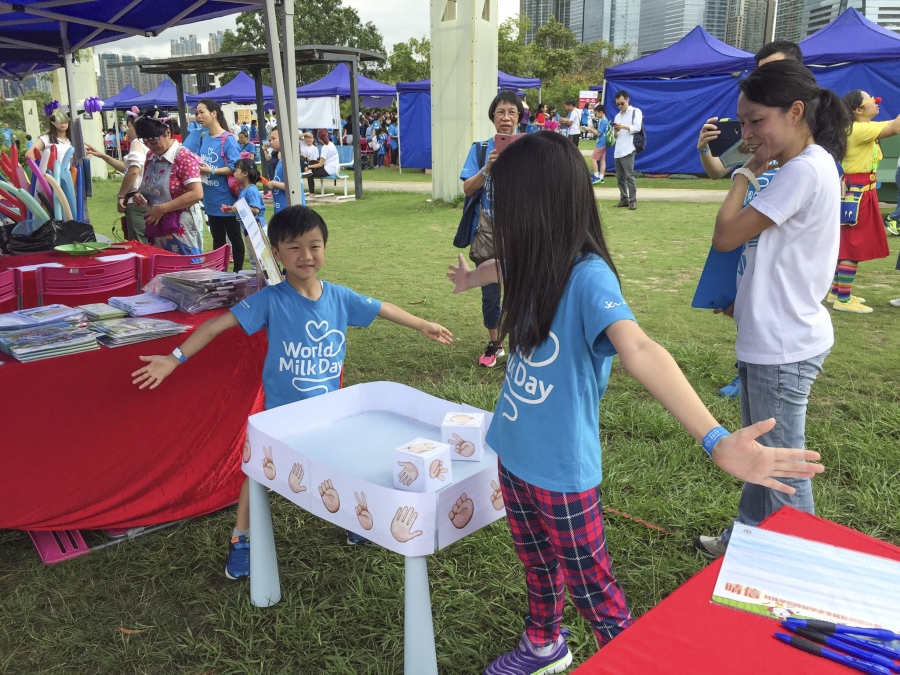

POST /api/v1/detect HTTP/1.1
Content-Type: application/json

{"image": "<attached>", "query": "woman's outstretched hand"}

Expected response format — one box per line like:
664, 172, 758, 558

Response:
712, 418, 824, 494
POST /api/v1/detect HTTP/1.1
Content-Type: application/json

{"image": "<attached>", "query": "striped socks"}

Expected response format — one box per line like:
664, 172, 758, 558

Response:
832, 260, 858, 302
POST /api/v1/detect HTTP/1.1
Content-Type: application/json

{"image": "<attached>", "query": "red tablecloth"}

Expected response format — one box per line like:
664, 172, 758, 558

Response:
575, 508, 900, 674
0, 307, 266, 531
0, 241, 158, 310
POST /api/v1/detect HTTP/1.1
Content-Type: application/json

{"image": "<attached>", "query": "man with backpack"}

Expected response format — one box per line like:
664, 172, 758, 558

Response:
612, 90, 644, 210
585, 104, 613, 185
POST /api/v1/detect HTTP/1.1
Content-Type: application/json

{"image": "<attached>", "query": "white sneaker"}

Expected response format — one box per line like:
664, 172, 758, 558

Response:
890, 298, 900, 307
694, 535, 728, 560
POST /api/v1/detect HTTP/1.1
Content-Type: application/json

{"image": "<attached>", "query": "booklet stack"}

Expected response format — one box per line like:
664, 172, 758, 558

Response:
148, 270, 255, 314
0, 325, 99, 362
0, 304, 84, 331
89, 317, 189, 347
77, 303, 128, 321
108, 293, 177, 317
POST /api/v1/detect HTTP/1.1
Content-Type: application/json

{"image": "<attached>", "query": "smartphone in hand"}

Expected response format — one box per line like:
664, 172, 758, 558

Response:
494, 134, 524, 155
707, 120, 743, 157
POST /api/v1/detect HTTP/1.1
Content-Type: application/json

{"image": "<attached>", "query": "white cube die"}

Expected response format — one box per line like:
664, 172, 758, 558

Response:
392, 437, 453, 493
441, 412, 486, 462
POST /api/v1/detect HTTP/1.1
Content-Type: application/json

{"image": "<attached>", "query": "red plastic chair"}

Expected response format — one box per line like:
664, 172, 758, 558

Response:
35, 258, 142, 307
147, 244, 231, 278
0, 268, 23, 311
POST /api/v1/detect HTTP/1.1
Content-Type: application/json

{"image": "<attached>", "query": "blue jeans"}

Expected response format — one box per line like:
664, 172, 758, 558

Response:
481, 282, 501, 330
721, 350, 828, 544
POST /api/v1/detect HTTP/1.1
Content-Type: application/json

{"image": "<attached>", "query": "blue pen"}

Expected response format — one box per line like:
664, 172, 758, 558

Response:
837, 634, 900, 661
775, 633, 893, 675
789, 627, 900, 672
783, 618, 900, 642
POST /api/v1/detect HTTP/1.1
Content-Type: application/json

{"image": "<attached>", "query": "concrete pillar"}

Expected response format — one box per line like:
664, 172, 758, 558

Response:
429, 0, 498, 201
22, 100, 40, 143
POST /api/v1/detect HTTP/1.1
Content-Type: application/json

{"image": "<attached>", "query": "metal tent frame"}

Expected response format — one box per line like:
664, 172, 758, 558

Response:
114, 45, 384, 201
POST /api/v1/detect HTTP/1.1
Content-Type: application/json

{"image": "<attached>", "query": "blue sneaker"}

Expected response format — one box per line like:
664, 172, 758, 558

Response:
484, 629, 572, 675
718, 375, 740, 399
346, 530, 371, 545
591, 176, 602, 185
225, 535, 250, 580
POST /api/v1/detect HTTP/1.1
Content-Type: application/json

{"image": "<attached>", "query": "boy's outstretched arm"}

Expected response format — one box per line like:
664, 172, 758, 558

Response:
131, 312, 241, 389
604, 319, 825, 493
378, 303, 452, 345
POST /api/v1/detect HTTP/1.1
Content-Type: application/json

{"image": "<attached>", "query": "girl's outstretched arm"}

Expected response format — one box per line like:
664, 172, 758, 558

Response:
605, 319, 824, 493
447, 254, 500, 293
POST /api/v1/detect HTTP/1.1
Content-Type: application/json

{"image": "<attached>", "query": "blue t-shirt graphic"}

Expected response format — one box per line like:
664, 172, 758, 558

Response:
187, 131, 241, 214
737, 167, 779, 287
231, 281, 382, 409
271, 160, 287, 213
239, 184, 266, 230
460, 137, 496, 226
485, 255, 635, 493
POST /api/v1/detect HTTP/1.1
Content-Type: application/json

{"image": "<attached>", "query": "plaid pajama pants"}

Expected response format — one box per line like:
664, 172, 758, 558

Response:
498, 460, 634, 648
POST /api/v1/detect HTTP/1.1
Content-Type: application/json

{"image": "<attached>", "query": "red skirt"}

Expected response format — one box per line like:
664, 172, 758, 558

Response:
839, 173, 889, 262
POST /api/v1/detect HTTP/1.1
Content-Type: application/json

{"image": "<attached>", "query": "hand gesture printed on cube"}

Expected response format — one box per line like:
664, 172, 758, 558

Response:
490, 480, 504, 510
406, 442, 435, 454
449, 493, 474, 529
429, 459, 448, 481
318, 479, 340, 513
391, 506, 423, 542
242, 436, 252, 464
288, 463, 306, 493
262, 446, 276, 480
397, 461, 419, 486
448, 433, 475, 457
354, 491, 373, 530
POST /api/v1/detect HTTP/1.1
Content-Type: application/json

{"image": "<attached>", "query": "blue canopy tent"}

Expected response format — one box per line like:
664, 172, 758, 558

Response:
118, 79, 178, 110
296, 63, 396, 97
396, 71, 543, 170
595, 26, 754, 174
187, 71, 274, 105
101, 85, 142, 111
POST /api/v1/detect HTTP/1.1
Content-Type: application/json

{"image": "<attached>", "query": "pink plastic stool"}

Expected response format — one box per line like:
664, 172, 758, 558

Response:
28, 530, 89, 564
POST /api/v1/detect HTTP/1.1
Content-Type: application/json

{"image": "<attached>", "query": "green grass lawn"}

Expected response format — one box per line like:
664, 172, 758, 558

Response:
2, 187, 899, 674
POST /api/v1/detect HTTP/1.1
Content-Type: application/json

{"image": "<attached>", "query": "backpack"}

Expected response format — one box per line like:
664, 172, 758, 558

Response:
601, 119, 615, 147
632, 109, 647, 153
453, 141, 489, 248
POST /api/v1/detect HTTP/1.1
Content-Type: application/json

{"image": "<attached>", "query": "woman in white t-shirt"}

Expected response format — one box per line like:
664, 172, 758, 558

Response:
305, 129, 339, 194
86, 112, 149, 242
32, 108, 73, 157
695, 59, 851, 560
299, 131, 319, 170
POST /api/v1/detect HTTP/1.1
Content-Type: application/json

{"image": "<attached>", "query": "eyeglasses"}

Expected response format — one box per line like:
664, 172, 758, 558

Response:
142, 133, 164, 145
493, 109, 519, 119
615, 101, 628, 107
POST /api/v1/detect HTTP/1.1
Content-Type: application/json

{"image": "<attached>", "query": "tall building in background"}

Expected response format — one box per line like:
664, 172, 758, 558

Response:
802, 0, 900, 36
725, 0, 770, 51
170, 34, 203, 57
638, 0, 707, 55
208, 31, 225, 54
771, 0, 803, 40
705, 0, 730, 39
522, 0, 641, 56
867, 0, 900, 33
98, 52, 122, 99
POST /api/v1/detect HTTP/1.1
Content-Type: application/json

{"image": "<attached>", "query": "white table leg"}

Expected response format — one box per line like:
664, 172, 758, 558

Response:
248, 477, 281, 607
404, 555, 438, 675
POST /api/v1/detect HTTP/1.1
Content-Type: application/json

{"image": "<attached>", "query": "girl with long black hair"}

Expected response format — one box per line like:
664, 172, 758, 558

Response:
448, 130, 825, 673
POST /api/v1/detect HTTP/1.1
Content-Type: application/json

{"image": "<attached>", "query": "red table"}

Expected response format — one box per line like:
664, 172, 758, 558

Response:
0, 240, 158, 310
575, 508, 900, 674
0, 246, 267, 531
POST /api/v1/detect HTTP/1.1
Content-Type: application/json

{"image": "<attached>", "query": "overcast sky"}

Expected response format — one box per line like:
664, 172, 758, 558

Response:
96, 0, 520, 60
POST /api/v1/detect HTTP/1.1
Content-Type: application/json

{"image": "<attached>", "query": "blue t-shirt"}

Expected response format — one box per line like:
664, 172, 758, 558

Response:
238, 142, 255, 156
271, 159, 287, 214
595, 118, 611, 148
187, 131, 241, 213
485, 255, 635, 492
460, 137, 496, 224
1, 128, 13, 146
239, 184, 266, 230
231, 281, 382, 409
249, 125, 259, 142
388, 123, 398, 138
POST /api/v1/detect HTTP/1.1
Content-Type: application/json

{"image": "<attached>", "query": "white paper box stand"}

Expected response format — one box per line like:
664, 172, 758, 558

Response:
242, 381, 506, 675
441, 411, 486, 461
393, 437, 453, 492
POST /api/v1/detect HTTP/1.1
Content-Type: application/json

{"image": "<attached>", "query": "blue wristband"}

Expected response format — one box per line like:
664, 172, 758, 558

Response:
172, 347, 188, 363
699, 147, 710, 155
702, 426, 730, 456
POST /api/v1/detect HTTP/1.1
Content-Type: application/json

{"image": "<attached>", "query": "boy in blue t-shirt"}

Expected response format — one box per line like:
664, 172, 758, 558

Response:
132, 205, 452, 578
584, 104, 611, 185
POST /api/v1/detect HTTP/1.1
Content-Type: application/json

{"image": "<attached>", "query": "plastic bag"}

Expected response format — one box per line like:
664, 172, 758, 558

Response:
7, 219, 95, 255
